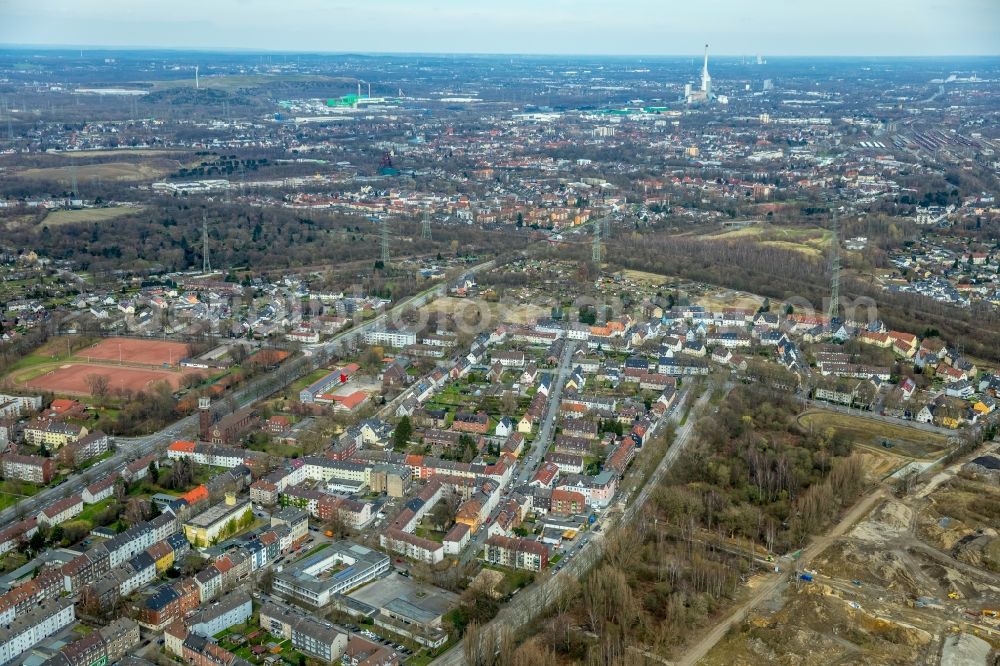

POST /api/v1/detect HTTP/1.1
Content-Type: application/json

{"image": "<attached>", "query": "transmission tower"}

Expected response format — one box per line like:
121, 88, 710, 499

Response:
421, 212, 432, 241
828, 213, 840, 320
592, 220, 602, 263
381, 218, 390, 265
202, 215, 212, 273
602, 215, 611, 239
69, 161, 78, 199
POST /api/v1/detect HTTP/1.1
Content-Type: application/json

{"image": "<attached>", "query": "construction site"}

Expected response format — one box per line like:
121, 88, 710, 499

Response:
702, 442, 1000, 665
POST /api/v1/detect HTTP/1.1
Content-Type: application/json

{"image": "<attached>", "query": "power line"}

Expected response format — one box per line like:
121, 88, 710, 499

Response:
202, 215, 212, 273
828, 213, 840, 320
592, 220, 602, 263
381, 218, 390, 265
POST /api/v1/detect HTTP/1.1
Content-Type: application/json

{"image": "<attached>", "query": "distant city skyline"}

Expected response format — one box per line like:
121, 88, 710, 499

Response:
1, 0, 998, 57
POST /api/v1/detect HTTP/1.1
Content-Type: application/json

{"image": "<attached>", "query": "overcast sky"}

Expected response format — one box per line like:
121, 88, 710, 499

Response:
1, 0, 998, 56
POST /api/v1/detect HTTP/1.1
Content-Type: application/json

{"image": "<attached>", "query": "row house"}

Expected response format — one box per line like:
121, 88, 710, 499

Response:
443, 523, 472, 556
482, 536, 548, 572
604, 440, 637, 477
555, 470, 618, 508
317, 496, 374, 529
451, 411, 490, 435
0, 518, 38, 557
550, 488, 586, 516
492, 351, 526, 368
122, 453, 159, 483
379, 528, 444, 564
546, 452, 584, 474
2, 453, 55, 484
57, 430, 110, 467
554, 435, 596, 457
39, 494, 83, 526
45, 618, 139, 666
136, 579, 201, 630
22, 420, 87, 449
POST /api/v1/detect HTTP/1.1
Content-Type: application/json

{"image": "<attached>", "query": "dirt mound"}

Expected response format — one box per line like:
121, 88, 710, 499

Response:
850, 499, 912, 543
723, 587, 933, 665
813, 541, 920, 594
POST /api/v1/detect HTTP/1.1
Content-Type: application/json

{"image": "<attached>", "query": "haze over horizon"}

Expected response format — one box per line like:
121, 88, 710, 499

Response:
1, 0, 998, 57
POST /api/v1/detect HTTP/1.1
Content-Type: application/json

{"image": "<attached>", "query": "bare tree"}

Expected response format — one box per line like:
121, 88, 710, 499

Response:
85, 373, 111, 400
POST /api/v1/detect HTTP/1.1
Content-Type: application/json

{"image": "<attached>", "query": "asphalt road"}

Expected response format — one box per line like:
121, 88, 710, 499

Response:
458, 339, 578, 566
515, 339, 578, 486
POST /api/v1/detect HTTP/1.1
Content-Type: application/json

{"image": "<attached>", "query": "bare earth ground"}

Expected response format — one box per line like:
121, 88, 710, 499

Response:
423, 295, 547, 326
694, 443, 1000, 665
19, 362, 198, 395
81, 338, 191, 366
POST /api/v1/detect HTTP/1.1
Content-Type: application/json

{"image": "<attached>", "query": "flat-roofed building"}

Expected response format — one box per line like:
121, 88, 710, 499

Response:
183, 494, 252, 548
273, 540, 389, 608
259, 600, 349, 662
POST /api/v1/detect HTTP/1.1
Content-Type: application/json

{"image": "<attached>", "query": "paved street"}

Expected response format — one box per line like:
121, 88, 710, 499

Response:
458, 339, 578, 566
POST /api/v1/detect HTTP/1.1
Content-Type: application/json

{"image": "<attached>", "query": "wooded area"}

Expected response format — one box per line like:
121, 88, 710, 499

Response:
613, 230, 1000, 362
510, 386, 867, 664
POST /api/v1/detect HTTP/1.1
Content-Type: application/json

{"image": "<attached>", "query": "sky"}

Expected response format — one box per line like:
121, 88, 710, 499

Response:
1, 0, 998, 56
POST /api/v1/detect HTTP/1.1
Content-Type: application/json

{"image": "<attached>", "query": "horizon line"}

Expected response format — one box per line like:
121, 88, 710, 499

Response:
1, 43, 999, 59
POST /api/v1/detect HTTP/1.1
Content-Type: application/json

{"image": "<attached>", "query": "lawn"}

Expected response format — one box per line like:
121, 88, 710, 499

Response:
251, 441, 302, 459
78, 497, 115, 523
293, 542, 330, 562
285, 367, 332, 398
0, 494, 18, 512
42, 207, 144, 227
0, 479, 42, 498
798, 409, 952, 460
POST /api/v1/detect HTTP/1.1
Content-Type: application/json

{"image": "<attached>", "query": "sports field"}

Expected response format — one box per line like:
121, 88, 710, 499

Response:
22, 362, 196, 395
81, 338, 190, 366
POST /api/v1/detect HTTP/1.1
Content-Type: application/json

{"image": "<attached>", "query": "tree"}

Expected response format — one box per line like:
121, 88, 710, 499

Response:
166, 457, 194, 490
124, 498, 151, 526
429, 491, 461, 530
148, 460, 160, 484
393, 416, 412, 451
28, 528, 46, 554
85, 373, 111, 400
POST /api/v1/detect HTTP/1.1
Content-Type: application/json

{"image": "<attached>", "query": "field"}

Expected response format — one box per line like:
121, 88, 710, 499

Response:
621, 269, 672, 286
695, 288, 765, 310
42, 207, 143, 227
424, 295, 547, 326
19, 362, 196, 395
146, 74, 348, 91
50, 149, 190, 158
798, 410, 952, 460
698, 224, 833, 257
81, 338, 191, 367
15, 159, 181, 184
